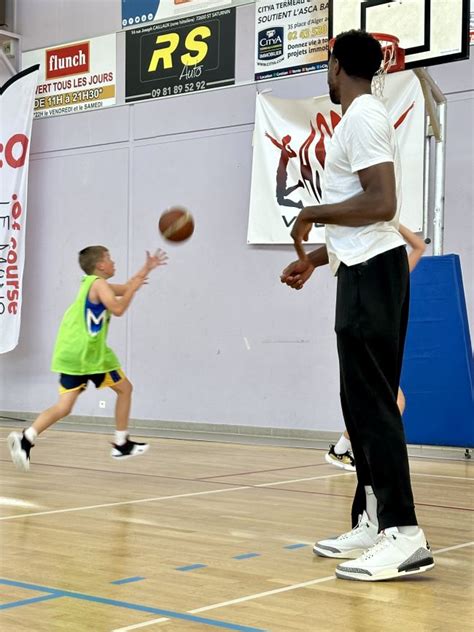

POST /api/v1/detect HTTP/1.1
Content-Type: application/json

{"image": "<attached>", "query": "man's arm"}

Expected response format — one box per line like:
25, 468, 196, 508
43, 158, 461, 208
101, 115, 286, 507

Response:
291, 162, 397, 248
307, 245, 329, 268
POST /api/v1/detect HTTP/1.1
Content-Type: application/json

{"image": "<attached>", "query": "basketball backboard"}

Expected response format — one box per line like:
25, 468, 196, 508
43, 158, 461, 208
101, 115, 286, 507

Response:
329, 0, 471, 69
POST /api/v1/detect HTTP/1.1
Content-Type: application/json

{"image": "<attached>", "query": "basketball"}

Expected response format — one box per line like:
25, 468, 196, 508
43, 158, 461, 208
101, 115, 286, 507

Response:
158, 207, 194, 242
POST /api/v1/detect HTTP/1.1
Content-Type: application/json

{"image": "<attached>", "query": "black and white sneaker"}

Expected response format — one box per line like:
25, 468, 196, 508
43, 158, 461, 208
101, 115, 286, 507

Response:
8, 431, 33, 472
336, 528, 435, 581
111, 437, 149, 460
325, 444, 356, 472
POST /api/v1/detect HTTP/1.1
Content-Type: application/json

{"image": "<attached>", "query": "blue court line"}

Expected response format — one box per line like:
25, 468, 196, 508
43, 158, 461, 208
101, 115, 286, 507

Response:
0, 579, 265, 632
0, 593, 61, 610
175, 564, 207, 572
110, 576, 145, 585
233, 553, 260, 560
284, 544, 309, 550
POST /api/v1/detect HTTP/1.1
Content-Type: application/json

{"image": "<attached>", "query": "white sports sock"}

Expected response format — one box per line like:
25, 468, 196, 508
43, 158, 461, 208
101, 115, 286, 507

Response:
397, 525, 421, 535
334, 434, 351, 454
24, 427, 37, 444
115, 430, 128, 446
364, 485, 378, 528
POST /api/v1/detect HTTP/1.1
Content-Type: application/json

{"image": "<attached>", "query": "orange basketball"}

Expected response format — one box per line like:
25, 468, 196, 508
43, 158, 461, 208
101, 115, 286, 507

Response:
158, 207, 194, 242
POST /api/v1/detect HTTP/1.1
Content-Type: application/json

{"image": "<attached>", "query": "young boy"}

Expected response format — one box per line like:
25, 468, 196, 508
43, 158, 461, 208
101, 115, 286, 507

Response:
325, 224, 426, 472
8, 245, 167, 471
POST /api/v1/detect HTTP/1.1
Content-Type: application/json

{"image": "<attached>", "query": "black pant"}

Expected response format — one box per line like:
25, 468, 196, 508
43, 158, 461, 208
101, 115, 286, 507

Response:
335, 246, 417, 531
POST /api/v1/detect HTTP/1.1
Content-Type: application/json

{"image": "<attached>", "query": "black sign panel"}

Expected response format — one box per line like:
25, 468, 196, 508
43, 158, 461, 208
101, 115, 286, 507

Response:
125, 8, 236, 102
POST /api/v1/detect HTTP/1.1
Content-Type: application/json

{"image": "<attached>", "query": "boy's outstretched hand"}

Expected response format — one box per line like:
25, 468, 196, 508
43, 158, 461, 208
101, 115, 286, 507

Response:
145, 249, 168, 272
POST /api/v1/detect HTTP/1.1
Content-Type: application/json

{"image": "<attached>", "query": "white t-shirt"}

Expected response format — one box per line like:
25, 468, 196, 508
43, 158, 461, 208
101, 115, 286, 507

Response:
323, 94, 405, 275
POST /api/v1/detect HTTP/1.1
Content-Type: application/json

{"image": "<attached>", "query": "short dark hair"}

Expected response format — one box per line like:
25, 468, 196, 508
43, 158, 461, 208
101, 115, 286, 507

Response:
78, 245, 108, 274
332, 30, 383, 81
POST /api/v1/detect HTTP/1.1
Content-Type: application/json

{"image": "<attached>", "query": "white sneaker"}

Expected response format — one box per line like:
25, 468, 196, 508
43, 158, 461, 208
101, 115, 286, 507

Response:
8, 431, 33, 472
313, 511, 378, 559
336, 527, 434, 581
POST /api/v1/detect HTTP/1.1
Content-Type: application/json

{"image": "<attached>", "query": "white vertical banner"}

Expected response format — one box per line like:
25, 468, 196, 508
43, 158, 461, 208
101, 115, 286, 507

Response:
248, 70, 425, 244
0, 65, 39, 353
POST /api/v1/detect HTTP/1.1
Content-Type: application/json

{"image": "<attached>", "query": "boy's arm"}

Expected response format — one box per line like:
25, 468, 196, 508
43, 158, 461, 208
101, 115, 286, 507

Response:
108, 250, 168, 296
108, 283, 129, 296
94, 277, 145, 317
399, 223, 426, 272
131, 249, 168, 282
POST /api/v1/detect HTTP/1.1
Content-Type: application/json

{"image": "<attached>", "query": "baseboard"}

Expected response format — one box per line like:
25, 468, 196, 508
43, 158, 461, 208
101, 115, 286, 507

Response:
0, 410, 471, 460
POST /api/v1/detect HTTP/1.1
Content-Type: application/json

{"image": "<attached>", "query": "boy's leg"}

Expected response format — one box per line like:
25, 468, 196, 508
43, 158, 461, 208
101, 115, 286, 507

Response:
107, 375, 149, 459
109, 376, 133, 432
397, 388, 406, 415
32, 389, 83, 435
8, 389, 82, 471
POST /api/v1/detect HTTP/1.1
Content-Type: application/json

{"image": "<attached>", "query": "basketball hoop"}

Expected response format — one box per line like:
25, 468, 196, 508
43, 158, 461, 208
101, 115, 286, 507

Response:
328, 33, 405, 98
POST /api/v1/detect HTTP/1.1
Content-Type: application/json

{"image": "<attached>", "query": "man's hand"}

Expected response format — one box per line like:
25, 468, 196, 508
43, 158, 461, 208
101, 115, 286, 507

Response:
280, 258, 315, 290
291, 207, 316, 260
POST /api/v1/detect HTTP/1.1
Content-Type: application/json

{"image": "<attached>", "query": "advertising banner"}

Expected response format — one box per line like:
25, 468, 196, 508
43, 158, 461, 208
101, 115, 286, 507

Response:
22, 35, 116, 118
122, 0, 232, 27
0, 66, 39, 353
255, 0, 328, 80
248, 71, 425, 244
125, 8, 235, 102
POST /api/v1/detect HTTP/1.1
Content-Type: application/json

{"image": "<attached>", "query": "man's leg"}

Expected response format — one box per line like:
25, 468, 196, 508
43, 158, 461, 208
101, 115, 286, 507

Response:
335, 249, 417, 529
333, 249, 433, 580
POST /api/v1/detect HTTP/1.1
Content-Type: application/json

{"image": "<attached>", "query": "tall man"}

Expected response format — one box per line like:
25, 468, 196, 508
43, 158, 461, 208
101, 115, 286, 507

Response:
281, 30, 434, 581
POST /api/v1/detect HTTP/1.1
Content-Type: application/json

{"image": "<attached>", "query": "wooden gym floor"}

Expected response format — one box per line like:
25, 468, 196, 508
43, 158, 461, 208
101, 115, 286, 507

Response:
0, 427, 473, 631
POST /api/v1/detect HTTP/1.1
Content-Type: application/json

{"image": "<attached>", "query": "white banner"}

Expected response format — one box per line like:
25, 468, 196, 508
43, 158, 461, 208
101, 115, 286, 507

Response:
255, 0, 328, 80
248, 71, 425, 244
22, 34, 116, 119
0, 66, 39, 353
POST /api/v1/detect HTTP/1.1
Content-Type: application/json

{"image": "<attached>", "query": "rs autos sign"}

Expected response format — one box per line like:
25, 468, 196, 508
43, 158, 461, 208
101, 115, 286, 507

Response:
125, 8, 235, 102
22, 35, 116, 118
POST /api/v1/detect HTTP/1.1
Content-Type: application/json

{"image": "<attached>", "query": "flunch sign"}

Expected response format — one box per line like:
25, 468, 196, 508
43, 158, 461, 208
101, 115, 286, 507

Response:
45, 42, 90, 80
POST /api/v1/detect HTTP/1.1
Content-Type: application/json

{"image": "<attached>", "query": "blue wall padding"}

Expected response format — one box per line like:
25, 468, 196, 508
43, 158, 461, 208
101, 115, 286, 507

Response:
401, 255, 474, 447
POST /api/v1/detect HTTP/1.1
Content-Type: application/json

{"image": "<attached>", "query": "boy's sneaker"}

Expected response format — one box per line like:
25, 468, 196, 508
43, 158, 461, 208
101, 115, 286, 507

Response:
336, 528, 435, 581
313, 511, 378, 559
111, 437, 149, 460
325, 444, 356, 472
8, 431, 33, 472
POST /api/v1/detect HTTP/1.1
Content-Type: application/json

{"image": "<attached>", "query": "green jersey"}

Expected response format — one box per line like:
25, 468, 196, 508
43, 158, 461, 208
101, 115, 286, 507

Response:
51, 275, 120, 375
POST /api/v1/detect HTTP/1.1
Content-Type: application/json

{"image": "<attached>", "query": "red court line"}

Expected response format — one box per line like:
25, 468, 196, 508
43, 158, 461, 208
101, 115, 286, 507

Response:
1, 460, 472, 513
195, 461, 329, 480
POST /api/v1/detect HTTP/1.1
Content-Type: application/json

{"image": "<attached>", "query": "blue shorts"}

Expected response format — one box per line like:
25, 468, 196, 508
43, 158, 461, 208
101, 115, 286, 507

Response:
59, 369, 125, 393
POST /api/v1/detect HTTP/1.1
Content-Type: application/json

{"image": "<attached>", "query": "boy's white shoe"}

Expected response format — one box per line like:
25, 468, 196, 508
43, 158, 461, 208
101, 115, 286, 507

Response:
313, 511, 378, 559
336, 527, 434, 581
8, 431, 33, 472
